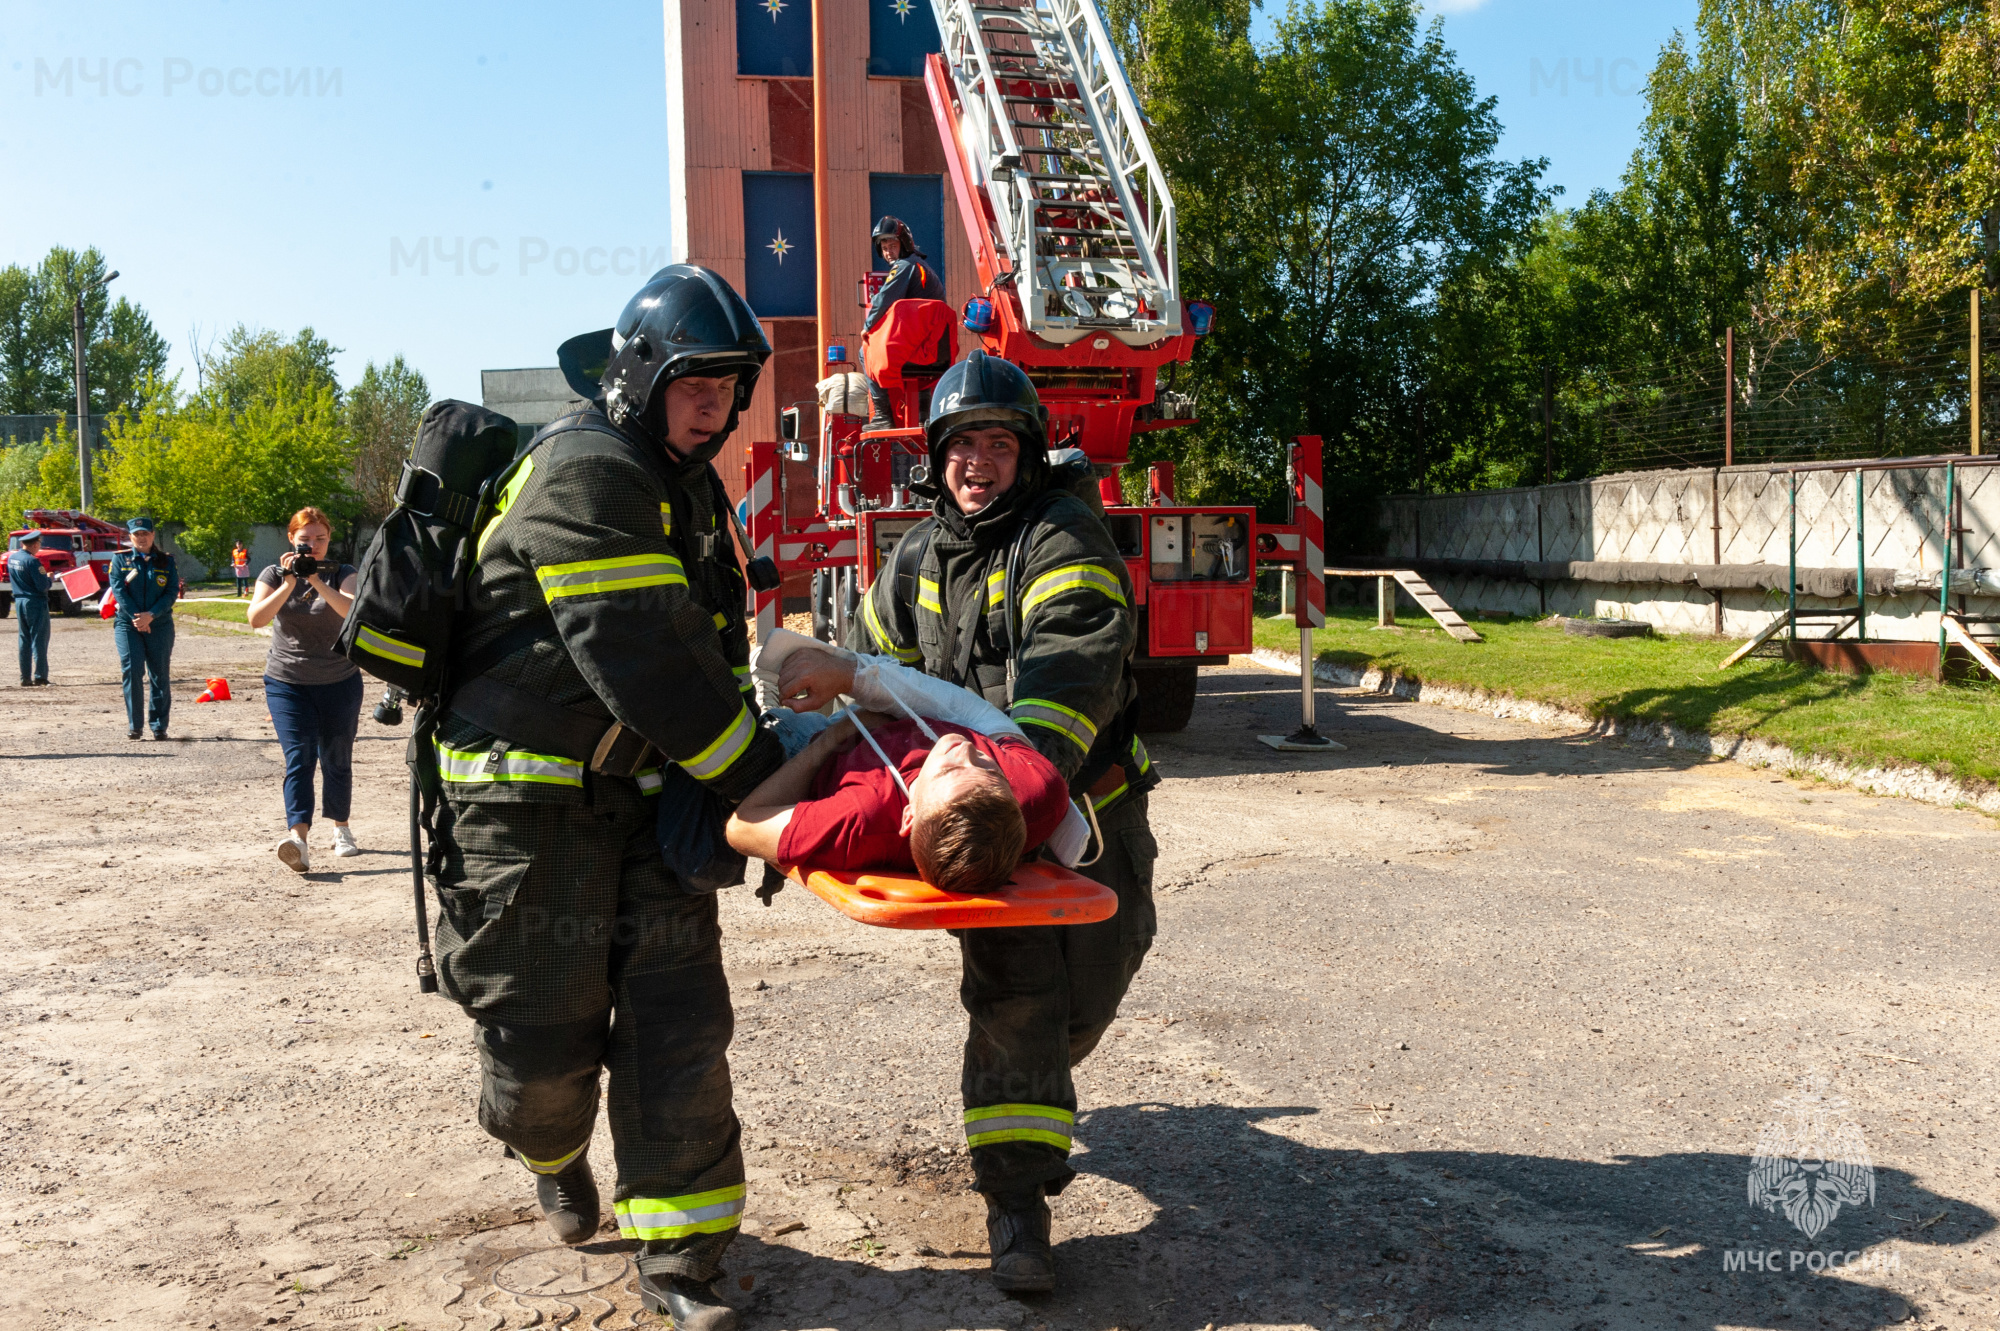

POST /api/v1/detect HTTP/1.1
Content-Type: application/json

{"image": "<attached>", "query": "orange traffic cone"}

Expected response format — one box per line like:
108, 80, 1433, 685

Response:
206, 676, 232, 701
195, 688, 216, 703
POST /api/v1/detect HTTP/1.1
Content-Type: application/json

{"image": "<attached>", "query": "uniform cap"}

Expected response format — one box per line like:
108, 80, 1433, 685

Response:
126, 516, 156, 533
20, 529, 43, 542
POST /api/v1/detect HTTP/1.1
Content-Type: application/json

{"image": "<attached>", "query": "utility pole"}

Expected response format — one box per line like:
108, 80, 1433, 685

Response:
70, 267, 117, 513
1973, 288, 1983, 458
811, 0, 833, 370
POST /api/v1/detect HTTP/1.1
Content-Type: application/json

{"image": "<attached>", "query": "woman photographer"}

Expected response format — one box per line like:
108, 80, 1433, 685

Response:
246, 507, 363, 873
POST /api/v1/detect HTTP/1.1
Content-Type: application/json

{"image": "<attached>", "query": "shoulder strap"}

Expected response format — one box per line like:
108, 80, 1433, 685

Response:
999, 489, 1071, 655
892, 518, 933, 618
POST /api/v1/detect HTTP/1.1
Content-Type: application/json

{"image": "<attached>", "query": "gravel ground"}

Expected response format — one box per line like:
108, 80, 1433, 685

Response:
3, 614, 1996, 1331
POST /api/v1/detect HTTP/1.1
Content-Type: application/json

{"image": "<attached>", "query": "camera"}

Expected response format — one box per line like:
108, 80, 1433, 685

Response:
287, 542, 321, 580
373, 686, 405, 727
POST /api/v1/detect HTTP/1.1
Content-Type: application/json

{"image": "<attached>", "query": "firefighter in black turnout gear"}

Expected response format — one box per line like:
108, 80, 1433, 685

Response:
431, 265, 783, 1329
786, 349, 1159, 1293
862, 214, 945, 429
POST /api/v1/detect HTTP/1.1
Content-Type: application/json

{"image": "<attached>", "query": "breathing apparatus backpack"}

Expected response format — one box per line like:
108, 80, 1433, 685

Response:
336, 400, 523, 700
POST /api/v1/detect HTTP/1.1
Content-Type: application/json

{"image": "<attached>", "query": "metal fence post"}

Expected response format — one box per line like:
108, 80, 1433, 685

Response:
1788, 471, 1798, 644
1855, 467, 1867, 641
1940, 462, 1955, 658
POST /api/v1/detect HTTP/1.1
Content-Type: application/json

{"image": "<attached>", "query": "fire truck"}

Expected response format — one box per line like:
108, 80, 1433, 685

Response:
745, 0, 1324, 732
2, 509, 131, 617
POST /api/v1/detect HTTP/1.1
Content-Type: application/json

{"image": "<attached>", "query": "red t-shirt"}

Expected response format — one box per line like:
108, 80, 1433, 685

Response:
774, 717, 1069, 873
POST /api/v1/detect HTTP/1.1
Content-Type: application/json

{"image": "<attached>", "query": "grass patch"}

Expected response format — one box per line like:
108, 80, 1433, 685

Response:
175, 599, 249, 624
1252, 607, 2000, 789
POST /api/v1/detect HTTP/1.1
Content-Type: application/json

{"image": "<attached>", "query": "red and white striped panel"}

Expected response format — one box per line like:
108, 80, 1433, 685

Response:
1292, 435, 1325, 629
746, 442, 783, 644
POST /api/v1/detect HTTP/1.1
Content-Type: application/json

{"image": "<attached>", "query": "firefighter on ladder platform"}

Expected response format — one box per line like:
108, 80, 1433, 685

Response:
779, 349, 1159, 1294
862, 215, 944, 430
429, 265, 784, 1330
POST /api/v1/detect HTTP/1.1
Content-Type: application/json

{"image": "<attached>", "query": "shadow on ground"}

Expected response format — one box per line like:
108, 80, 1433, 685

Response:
710, 1102, 1983, 1330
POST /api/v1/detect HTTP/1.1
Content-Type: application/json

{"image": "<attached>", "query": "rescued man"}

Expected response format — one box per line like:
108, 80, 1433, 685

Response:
723, 636, 1071, 891
429, 265, 783, 1330
779, 350, 1159, 1293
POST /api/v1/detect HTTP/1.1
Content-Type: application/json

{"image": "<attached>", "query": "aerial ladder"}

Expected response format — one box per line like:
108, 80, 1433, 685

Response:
746, 0, 1324, 732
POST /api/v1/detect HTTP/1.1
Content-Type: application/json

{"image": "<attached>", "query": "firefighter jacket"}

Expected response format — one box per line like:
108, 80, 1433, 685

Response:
852, 479, 1158, 813
435, 412, 782, 806
109, 549, 178, 622
863, 256, 945, 333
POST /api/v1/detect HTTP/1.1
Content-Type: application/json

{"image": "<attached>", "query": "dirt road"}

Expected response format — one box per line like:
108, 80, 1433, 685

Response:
4, 614, 1996, 1330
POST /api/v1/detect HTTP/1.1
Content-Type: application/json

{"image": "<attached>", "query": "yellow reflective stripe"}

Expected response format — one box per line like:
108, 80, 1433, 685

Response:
682, 705, 757, 782
917, 576, 942, 613
615, 1184, 746, 1240
1129, 735, 1151, 776
535, 553, 687, 600
435, 742, 583, 787
1010, 698, 1098, 752
635, 767, 663, 795
862, 586, 922, 662
475, 456, 536, 562
985, 566, 1007, 608
1091, 780, 1128, 812
355, 625, 425, 668
713, 610, 729, 630
1022, 562, 1127, 613
516, 1141, 587, 1175
659, 501, 673, 536
733, 665, 754, 698
964, 1103, 1074, 1151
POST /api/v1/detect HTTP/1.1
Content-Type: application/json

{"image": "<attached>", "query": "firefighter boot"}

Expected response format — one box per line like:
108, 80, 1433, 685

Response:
637, 1270, 740, 1330
984, 1191, 1056, 1293
535, 1154, 601, 1245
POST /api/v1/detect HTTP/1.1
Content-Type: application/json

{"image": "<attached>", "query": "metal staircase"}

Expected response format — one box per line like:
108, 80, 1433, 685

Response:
930, 0, 1180, 347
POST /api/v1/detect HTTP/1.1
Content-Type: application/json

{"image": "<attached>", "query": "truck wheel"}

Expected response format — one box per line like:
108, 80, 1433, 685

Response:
1131, 664, 1199, 733
52, 591, 80, 617
0, 594, 10, 619
811, 569, 834, 644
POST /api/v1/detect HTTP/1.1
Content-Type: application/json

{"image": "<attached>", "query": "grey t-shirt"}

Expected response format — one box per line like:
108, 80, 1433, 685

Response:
258, 563, 359, 686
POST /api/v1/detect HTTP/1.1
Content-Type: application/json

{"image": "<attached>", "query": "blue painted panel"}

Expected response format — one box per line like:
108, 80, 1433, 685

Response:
869, 173, 944, 284
738, 0, 813, 77
868, 0, 942, 78
743, 173, 818, 318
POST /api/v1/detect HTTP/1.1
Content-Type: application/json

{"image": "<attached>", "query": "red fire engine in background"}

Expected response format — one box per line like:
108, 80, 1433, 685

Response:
744, 0, 1324, 731
1, 509, 132, 617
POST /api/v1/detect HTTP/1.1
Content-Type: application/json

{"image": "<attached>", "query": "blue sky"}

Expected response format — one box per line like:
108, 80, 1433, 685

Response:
0, 0, 1697, 406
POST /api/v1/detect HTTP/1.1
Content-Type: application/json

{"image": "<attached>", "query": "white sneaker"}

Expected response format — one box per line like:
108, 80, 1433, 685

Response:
278, 833, 310, 874
330, 826, 360, 858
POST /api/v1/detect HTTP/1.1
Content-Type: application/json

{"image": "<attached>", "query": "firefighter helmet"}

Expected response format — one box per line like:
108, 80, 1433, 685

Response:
557, 264, 771, 460
924, 349, 1049, 481
872, 215, 918, 259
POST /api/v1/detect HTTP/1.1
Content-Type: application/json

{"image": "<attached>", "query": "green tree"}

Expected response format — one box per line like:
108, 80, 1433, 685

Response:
0, 246, 169, 415
201, 325, 341, 412
346, 355, 431, 523
98, 362, 358, 571
1119, 0, 1551, 547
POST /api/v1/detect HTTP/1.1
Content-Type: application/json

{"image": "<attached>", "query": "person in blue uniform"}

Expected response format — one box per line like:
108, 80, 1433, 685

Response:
108, 516, 179, 740
862, 215, 946, 429
9, 530, 53, 687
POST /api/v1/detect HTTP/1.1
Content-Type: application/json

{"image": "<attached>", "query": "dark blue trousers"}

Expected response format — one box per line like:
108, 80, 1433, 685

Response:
16, 598, 49, 683
264, 673, 363, 827
114, 617, 174, 734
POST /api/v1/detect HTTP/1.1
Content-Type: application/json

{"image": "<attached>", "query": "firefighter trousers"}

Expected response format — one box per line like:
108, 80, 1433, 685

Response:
957, 794, 1157, 1199
431, 780, 743, 1280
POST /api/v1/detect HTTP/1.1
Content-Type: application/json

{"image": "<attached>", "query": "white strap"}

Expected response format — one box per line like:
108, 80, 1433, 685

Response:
871, 672, 941, 743
839, 707, 914, 805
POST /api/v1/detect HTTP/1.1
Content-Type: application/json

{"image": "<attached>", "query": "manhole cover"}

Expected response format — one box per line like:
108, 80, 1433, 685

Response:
491, 1245, 632, 1298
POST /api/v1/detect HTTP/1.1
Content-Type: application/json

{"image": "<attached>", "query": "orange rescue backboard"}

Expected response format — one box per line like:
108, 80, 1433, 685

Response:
787, 859, 1117, 931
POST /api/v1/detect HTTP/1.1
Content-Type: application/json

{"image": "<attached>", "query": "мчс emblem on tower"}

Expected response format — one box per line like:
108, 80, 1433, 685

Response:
1748, 1071, 1875, 1241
